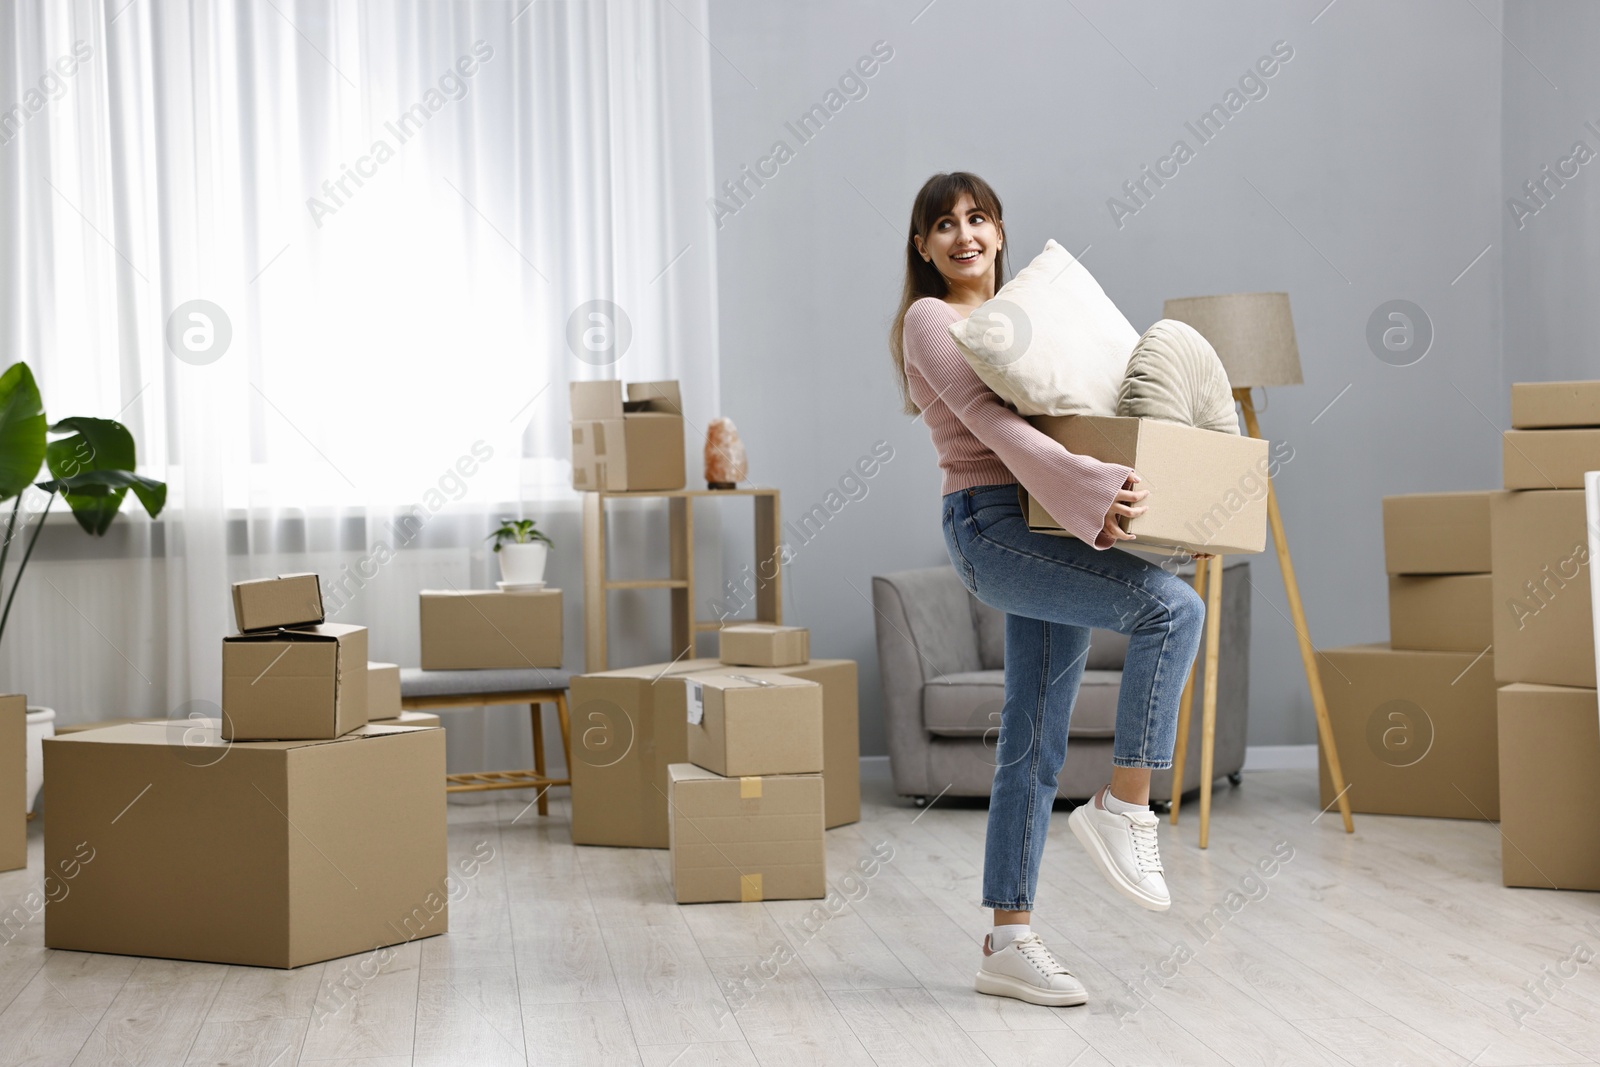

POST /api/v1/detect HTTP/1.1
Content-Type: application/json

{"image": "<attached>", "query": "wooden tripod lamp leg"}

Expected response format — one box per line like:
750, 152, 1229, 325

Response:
1169, 556, 1209, 824
1198, 555, 1224, 849
1234, 389, 1355, 835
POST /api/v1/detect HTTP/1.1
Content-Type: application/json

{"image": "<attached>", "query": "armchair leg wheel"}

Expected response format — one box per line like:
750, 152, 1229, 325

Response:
912, 796, 928, 808
1228, 772, 1242, 786
1151, 799, 1171, 815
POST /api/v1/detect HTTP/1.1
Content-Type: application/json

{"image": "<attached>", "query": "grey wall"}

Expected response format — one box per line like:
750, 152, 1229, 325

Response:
707, 0, 1509, 753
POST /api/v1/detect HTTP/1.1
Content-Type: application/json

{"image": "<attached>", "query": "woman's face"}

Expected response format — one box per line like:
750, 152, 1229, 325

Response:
915, 192, 1003, 290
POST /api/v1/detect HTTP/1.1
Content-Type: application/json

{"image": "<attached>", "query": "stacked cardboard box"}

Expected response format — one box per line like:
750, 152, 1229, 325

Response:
569, 379, 686, 492
1318, 492, 1500, 819
1493, 381, 1600, 890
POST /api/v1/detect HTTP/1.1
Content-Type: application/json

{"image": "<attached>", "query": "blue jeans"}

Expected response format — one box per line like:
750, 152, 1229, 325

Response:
941, 483, 1206, 912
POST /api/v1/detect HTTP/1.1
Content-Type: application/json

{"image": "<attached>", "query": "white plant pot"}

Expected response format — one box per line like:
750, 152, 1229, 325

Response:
498, 542, 548, 585
25, 707, 54, 816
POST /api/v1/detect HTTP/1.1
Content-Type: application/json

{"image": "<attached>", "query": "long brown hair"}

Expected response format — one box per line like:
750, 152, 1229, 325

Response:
888, 171, 1009, 415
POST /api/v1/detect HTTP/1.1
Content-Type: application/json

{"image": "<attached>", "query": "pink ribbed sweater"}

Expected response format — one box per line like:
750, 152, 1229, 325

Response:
902, 296, 1133, 550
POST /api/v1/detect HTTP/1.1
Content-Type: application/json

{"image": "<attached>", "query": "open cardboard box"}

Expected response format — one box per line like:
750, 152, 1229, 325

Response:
570, 379, 686, 491
1023, 415, 1269, 556
222, 624, 369, 741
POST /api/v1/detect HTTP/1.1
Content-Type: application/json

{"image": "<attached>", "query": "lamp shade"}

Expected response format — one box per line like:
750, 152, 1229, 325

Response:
1162, 292, 1303, 389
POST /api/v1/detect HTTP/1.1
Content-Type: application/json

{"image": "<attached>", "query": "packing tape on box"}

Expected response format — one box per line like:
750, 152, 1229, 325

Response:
740, 873, 764, 902
740, 776, 762, 799
727, 673, 778, 687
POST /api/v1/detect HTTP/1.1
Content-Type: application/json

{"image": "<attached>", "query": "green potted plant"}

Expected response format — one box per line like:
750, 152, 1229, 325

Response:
0, 361, 167, 815
487, 517, 552, 589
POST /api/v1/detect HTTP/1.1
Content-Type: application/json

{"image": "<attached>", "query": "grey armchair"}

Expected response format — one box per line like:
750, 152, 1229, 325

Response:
872, 560, 1250, 805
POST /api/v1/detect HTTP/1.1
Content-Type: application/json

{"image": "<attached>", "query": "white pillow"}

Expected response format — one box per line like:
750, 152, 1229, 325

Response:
1117, 319, 1241, 434
947, 239, 1138, 417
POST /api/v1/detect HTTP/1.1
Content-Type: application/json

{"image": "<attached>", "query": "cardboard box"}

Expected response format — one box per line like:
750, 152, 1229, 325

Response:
569, 379, 686, 491
666, 763, 824, 903
1502, 429, 1600, 489
1388, 574, 1493, 652
1316, 644, 1499, 820
222, 624, 369, 742
1511, 380, 1600, 429
568, 658, 720, 848
1, 694, 23, 872
1023, 415, 1269, 555
1382, 492, 1494, 575
685, 671, 823, 778
1497, 683, 1600, 890
43, 721, 446, 968
231, 573, 325, 632
763, 659, 860, 829
419, 590, 562, 670
368, 662, 402, 720
393, 710, 441, 728
1490, 489, 1595, 688
718, 624, 810, 668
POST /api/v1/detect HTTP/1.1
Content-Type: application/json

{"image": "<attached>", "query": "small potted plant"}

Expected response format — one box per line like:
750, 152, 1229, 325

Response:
488, 517, 553, 589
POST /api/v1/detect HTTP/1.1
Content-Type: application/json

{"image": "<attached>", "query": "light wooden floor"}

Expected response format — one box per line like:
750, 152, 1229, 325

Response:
2, 767, 1599, 1066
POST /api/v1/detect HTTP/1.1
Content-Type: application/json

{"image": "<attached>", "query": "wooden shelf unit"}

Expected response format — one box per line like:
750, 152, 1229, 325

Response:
581, 487, 782, 672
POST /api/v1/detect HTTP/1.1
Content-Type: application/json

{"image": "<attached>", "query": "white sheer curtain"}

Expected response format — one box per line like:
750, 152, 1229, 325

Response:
0, 0, 719, 742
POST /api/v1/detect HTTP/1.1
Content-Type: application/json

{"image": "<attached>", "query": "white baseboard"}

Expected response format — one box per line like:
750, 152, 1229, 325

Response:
1242, 744, 1318, 771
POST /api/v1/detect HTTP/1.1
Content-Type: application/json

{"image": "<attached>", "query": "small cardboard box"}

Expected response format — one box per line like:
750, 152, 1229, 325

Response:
1316, 644, 1499, 820
1, 694, 24, 872
685, 670, 823, 778
1497, 683, 1600, 890
1490, 489, 1594, 688
1023, 415, 1269, 555
231, 573, 325, 632
418, 590, 562, 670
568, 657, 720, 848
1502, 429, 1600, 489
43, 720, 446, 968
569, 379, 686, 491
1382, 492, 1495, 575
667, 763, 825, 904
761, 659, 860, 829
222, 624, 369, 742
718, 624, 810, 668
392, 710, 441, 728
1510, 380, 1600, 429
1388, 574, 1493, 653
368, 662, 402, 721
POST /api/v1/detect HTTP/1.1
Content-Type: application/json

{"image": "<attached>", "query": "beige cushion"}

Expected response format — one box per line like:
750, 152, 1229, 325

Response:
948, 240, 1138, 417
922, 669, 1122, 739
1117, 319, 1240, 434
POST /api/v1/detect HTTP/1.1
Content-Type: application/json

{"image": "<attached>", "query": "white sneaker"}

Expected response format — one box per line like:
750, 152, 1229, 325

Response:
1067, 791, 1170, 911
974, 932, 1088, 1007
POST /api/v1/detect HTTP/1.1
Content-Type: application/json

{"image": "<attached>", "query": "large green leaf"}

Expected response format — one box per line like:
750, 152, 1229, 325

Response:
41, 419, 165, 536
0, 363, 47, 500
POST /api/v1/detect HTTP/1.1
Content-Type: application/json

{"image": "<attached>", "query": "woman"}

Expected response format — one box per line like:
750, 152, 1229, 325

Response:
890, 171, 1206, 1007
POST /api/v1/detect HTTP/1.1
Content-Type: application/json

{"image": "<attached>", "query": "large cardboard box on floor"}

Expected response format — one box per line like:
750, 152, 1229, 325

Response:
569, 379, 686, 491
1510, 380, 1600, 429
1497, 683, 1600, 891
568, 658, 717, 848
222, 624, 368, 741
231, 573, 325, 632
1382, 492, 1494, 575
1, 694, 23, 872
1316, 644, 1499, 820
685, 670, 823, 777
419, 589, 562, 670
763, 659, 860, 829
718, 624, 809, 668
1023, 415, 1269, 555
667, 763, 825, 903
1489, 489, 1594, 688
43, 720, 446, 968
1388, 574, 1493, 652
1502, 429, 1600, 489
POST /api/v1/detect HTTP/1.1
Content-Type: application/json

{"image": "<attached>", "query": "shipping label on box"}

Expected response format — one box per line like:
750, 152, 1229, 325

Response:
1497, 683, 1600, 890
1490, 489, 1595, 688
667, 763, 825, 904
231, 573, 325, 633
1510, 380, 1600, 429
1024, 415, 1270, 555
684, 670, 823, 778
1, 694, 24, 873
222, 624, 369, 742
43, 720, 446, 968
418, 589, 562, 670
367, 662, 402, 721
569, 380, 686, 491
1382, 492, 1495, 575
718, 624, 810, 668
1388, 574, 1493, 653
1502, 429, 1600, 490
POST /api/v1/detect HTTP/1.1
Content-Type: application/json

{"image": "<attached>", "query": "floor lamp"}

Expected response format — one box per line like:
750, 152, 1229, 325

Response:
1161, 292, 1355, 845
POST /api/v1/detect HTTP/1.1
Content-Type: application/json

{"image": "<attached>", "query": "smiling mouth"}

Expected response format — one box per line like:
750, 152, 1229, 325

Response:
952, 250, 981, 263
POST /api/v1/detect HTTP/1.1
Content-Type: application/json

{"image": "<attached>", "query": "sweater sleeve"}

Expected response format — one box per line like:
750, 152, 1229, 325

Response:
904, 298, 1134, 549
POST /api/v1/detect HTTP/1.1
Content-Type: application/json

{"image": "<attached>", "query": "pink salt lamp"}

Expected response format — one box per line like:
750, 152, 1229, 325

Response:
704, 417, 747, 489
